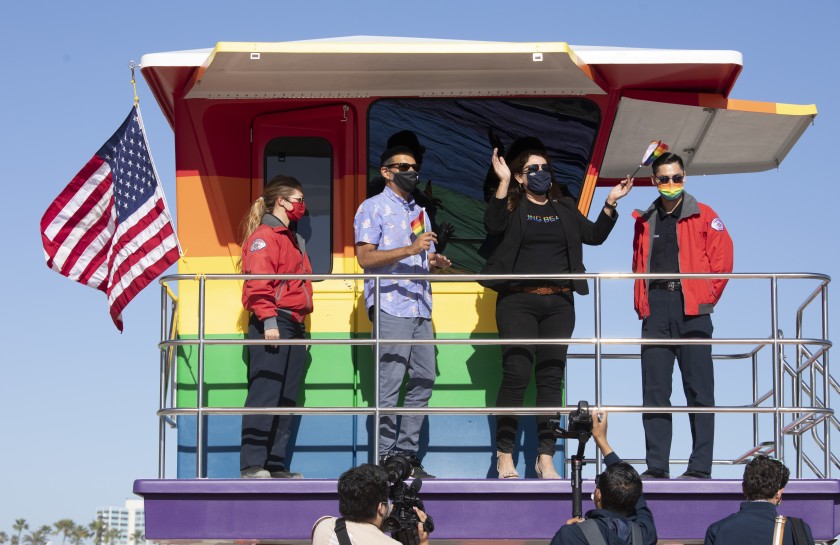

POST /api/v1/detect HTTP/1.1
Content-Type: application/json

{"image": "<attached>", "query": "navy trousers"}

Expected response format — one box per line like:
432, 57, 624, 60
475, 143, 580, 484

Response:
240, 312, 307, 472
642, 288, 715, 474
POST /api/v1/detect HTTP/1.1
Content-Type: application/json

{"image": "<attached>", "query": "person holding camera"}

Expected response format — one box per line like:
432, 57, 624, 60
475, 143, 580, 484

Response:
550, 412, 657, 545
704, 455, 815, 544
312, 464, 431, 545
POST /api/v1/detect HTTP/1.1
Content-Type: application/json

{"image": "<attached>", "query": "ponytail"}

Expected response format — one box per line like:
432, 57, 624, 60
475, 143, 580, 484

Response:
241, 196, 268, 248
240, 175, 304, 248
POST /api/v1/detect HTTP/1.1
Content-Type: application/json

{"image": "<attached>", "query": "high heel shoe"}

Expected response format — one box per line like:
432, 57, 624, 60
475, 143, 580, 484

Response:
535, 455, 561, 479
496, 451, 520, 479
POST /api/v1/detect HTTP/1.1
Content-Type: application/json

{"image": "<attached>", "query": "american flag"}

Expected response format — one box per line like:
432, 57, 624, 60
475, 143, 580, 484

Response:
40, 105, 180, 331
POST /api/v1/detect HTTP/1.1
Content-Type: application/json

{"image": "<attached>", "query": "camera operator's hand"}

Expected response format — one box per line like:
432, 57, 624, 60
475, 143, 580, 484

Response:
592, 411, 614, 457
413, 507, 431, 545
565, 516, 585, 525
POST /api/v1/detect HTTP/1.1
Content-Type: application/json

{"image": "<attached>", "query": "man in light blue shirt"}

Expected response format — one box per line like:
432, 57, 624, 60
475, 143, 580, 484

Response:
354, 145, 451, 479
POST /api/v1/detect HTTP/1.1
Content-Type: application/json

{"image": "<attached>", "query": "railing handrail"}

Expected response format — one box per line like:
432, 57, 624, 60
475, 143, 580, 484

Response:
160, 271, 832, 282
156, 271, 833, 479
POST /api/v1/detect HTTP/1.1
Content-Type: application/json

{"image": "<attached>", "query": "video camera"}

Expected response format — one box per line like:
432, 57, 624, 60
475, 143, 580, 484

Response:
553, 400, 594, 442
381, 454, 435, 545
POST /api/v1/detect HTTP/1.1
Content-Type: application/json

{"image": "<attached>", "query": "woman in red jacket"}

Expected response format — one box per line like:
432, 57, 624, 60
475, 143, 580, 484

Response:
239, 175, 313, 479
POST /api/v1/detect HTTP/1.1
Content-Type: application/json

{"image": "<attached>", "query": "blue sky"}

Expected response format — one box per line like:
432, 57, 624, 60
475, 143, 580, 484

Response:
1, 0, 838, 534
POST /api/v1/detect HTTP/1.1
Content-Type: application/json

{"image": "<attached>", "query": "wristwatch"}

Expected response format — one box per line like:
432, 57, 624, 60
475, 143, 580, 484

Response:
604, 201, 617, 210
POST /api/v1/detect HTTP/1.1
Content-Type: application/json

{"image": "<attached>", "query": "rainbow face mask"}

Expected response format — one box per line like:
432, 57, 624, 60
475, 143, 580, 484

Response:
658, 184, 684, 200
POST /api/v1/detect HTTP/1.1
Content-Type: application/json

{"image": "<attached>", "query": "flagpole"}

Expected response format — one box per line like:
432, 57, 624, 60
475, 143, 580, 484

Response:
129, 60, 139, 107
135, 104, 184, 257
130, 59, 184, 257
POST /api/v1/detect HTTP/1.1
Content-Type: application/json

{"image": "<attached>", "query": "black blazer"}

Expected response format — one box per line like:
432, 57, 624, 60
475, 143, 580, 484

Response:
479, 195, 617, 294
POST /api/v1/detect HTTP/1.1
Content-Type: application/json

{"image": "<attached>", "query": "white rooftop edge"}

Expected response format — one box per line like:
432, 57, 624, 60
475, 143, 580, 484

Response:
139, 36, 743, 69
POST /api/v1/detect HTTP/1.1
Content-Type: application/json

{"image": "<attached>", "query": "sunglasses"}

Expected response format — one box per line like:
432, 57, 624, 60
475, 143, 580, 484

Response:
654, 174, 685, 185
385, 162, 420, 172
285, 196, 304, 203
525, 164, 551, 173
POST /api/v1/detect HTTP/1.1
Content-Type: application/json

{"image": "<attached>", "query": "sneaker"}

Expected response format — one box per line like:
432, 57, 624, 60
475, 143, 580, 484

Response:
640, 468, 670, 480
240, 466, 271, 479
269, 470, 304, 479
407, 456, 436, 479
677, 469, 711, 480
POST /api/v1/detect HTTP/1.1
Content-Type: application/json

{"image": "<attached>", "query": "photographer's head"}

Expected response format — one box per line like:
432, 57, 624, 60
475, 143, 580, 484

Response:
742, 455, 789, 504
337, 464, 391, 524
593, 463, 643, 517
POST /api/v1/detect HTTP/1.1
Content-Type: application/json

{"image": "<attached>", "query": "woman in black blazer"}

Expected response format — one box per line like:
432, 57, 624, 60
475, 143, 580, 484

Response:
481, 146, 632, 479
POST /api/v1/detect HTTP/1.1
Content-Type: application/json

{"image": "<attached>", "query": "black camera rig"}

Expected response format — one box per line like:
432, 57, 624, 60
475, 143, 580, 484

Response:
551, 400, 594, 519
381, 454, 435, 545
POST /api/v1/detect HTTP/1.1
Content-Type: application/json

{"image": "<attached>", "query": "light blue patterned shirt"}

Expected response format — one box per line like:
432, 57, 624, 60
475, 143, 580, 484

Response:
354, 186, 435, 318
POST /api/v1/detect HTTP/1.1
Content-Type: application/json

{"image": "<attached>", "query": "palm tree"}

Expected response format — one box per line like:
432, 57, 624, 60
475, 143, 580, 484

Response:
87, 519, 106, 545
11, 536, 20, 545
22, 526, 50, 545
128, 531, 142, 545
53, 520, 75, 545
69, 526, 89, 545
102, 528, 122, 545
1, 531, 9, 545
13, 521, 28, 544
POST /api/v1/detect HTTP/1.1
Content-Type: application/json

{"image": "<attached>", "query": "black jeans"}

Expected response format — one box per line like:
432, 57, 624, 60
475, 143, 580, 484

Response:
495, 291, 575, 455
641, 289, 714, 474
240, 312, 307, 472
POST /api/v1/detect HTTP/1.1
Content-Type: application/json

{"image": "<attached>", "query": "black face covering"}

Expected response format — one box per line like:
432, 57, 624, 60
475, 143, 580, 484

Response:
526, 170, 552, 195
391, 170, 419, 193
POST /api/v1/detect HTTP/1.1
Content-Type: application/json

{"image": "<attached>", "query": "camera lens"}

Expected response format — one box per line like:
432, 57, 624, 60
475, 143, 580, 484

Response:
383, 454, 412, 482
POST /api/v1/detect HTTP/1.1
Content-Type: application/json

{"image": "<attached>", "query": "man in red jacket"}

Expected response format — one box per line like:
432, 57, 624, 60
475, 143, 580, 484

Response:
632, 153, 733, 480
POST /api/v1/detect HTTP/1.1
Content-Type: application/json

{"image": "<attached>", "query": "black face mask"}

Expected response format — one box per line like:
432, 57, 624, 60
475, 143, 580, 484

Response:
527, 170, 552, 195
391, 170, 419, 193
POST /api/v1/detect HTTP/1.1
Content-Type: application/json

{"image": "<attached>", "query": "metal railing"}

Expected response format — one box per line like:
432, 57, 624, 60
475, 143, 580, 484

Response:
156, 272, 833, 479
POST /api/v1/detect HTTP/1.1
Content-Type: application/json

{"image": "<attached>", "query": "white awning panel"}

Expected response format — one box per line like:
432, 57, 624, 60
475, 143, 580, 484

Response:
183, 40, 605, 99
601, 96, 817, 177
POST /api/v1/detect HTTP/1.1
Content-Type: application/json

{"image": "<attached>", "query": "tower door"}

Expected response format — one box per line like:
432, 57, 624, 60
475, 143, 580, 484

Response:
251, 104, 367, 473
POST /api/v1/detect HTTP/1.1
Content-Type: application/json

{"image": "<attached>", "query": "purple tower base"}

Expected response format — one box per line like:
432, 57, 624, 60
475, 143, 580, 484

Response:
135, 478, 840, 543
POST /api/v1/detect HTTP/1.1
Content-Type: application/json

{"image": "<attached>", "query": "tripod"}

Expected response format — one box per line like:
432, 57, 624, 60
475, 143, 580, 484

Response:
552, 400, 594, 519
568, 430, 592, 518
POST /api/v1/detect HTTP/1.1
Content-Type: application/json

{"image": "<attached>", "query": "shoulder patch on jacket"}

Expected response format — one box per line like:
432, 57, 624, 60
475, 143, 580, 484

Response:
249, 238, 267, 252
710, 217, 725, 231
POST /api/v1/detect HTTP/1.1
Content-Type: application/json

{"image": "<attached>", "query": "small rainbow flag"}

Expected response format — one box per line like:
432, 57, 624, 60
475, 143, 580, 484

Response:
641, 140, 669, 166
630, 140, 670, 177
411, 210, 425, 237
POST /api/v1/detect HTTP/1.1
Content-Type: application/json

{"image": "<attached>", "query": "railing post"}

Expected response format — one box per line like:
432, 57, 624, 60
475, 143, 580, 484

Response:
752, 350, 759, 453
196, 275, 206, 478
822, 282, 830, 477
373, 275, 381, 463
795, 291, 806, 479
770, 276, 782, 463
594, 277, 603, 407
158, 283, 168, 479
594, 276, 603, 474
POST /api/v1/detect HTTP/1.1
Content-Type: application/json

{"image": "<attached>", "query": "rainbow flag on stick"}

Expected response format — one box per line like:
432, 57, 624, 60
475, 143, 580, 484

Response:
630, 140, 669, 177
411, 210, 425, 237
